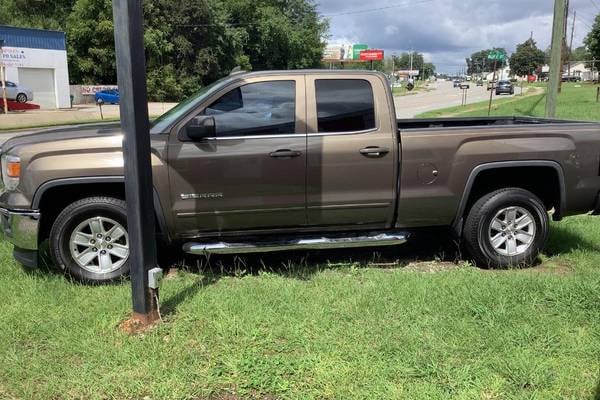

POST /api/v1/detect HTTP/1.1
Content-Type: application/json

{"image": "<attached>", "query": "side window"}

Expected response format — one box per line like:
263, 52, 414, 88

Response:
202, 80, 296, 137
5, 81, 15, 87
315, 79, 375, 133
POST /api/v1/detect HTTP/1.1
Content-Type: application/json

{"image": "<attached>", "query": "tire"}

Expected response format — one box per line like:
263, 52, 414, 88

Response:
16, 93, 27, 103
49, 197, 130, 283
462, 188, 549, 268
510, 89, 514, 95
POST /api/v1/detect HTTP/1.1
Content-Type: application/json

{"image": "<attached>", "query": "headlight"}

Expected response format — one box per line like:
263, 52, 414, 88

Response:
1, 154, 20, 191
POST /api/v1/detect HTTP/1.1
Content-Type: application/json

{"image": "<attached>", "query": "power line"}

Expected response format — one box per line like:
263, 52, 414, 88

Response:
322, 0, 437, 18
574, 13, 594, 29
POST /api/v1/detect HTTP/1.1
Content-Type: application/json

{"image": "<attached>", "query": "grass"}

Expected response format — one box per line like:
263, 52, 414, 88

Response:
1, 216, 600, 399
417, 83, 600, 120
392, 81, 431, 96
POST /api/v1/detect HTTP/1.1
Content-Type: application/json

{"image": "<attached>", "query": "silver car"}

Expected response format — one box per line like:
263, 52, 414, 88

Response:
2, 81, 34, 103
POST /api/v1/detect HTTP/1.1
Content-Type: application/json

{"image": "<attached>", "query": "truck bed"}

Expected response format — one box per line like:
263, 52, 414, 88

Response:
397, 116, 584, 130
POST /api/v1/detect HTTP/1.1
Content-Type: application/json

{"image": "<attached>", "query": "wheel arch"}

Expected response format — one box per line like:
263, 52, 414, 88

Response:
452, 160, 566, 237
33, 176, 170, 245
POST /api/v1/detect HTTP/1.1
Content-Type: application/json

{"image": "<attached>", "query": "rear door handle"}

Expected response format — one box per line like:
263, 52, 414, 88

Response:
269, 149, 302, 158
359, 146, 390, 157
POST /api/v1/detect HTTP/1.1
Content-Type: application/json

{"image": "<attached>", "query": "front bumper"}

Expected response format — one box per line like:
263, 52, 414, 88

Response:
0, 208, 40, 250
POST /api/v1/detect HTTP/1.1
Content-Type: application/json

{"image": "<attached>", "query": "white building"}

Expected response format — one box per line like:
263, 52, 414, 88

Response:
0, 25, 70, 109
485, 66, 511, 81
564, 62, 598, 81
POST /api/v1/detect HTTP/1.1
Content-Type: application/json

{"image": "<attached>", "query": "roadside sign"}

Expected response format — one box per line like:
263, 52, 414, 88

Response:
323, 43, 370, 61
487, 50, 506, 61
359, 49, 384, 61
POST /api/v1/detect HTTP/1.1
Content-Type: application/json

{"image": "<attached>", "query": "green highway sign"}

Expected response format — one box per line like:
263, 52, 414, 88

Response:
487, 50, 506, 61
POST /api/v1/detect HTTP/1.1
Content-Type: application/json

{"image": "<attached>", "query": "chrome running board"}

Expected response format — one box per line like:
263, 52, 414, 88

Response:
183, 231, 408, 255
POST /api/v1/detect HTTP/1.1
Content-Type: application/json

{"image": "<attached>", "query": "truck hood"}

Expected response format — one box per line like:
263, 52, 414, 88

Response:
1, 122, 123, 155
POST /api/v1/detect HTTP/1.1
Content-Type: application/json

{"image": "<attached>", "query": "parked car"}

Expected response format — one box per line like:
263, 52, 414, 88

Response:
453, 80, 460, 88
561, 75, 582, 82
495, 80, 514, 95
476, 80, 484, 86
2, 81, 33, 103
2, 70, 600, 283
95, 89, 120, 104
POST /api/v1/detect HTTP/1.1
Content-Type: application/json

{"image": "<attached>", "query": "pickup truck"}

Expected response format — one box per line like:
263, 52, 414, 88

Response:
1, 70, 600, 283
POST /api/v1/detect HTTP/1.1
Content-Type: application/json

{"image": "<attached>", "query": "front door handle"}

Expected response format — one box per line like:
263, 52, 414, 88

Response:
269, 149, 302, 158
359, 146, 390, 157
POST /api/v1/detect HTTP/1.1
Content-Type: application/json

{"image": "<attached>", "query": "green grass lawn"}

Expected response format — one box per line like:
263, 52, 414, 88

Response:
1, 217, 600, 399
392, 81, 431, 97
418, 83, 600, 120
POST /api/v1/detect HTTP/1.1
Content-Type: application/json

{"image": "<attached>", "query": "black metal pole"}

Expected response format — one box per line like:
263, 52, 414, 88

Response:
112, 0, 159, 323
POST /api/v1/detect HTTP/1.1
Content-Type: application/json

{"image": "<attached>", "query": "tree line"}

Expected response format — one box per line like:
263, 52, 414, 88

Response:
0, 0, 328, 100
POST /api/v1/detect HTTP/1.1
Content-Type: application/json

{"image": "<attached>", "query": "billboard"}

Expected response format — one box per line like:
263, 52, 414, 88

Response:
323, 43, 370, 61
359, 49, 384, 61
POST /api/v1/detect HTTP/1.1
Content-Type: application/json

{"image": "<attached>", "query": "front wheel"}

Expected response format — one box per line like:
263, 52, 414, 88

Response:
463, 188, 549, 268
16, 93, 27, 103
49, 197, 130, 283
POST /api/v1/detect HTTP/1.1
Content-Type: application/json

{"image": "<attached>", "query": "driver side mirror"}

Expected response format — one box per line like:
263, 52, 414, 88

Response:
185, 116, 216, 141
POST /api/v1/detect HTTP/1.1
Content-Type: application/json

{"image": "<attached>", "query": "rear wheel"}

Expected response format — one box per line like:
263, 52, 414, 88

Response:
49, 197, 130, 283
463, 188, 549, 268
16, 93, 27, 103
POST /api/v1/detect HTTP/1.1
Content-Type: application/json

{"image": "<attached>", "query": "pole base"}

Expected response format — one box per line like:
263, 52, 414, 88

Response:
119, 310, 160, 334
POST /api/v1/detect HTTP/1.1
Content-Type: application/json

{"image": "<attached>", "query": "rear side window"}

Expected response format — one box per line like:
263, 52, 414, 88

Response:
315, 79, 375, 133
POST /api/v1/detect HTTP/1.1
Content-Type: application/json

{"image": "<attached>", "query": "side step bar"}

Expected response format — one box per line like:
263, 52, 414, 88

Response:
183, 231, 408, 255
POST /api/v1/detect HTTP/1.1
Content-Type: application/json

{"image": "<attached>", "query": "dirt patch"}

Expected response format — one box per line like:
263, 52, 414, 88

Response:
118, 314, 160, 335
401, 260, 461, 273
528, 259, 573, 276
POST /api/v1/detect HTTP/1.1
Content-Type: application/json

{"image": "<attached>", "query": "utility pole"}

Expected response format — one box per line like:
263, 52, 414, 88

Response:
112, 0, 160, 326
568, 9, 576, 77
546, 0, 568, 117
0, 39, 7, 114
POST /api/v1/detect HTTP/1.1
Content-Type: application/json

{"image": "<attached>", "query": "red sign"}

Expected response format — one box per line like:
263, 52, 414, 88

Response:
359, 49, 384, 61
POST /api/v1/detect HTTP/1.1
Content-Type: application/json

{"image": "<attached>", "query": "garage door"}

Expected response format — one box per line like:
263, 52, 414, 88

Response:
18, 68, 56, 109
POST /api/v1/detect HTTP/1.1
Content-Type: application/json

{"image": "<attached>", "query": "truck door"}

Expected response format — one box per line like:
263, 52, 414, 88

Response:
305, 75, 397, 228
167, 76, 307, 236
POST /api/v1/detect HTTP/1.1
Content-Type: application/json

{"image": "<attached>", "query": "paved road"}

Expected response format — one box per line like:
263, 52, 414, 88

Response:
394, 80, 523, 118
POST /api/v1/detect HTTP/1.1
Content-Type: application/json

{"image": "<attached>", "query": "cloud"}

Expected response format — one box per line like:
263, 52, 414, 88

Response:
317, 0, 598, 73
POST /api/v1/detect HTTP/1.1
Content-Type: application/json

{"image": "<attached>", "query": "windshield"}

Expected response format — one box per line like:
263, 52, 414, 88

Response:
150, 76, 232, 134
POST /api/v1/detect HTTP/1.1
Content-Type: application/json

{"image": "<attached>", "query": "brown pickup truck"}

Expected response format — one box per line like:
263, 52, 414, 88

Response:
1, 70, 600, 282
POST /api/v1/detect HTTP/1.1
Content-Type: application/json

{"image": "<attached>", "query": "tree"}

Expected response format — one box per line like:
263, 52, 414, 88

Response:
509, 38, 545, 77
0, 0, 328, 101
584, 14, 600, 65
466, 48, 508, 75
392, 51, 435, 79
571, 46, 591, 63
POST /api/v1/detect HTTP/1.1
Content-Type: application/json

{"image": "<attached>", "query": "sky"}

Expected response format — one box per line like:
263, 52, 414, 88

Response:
316, 0, 599, 74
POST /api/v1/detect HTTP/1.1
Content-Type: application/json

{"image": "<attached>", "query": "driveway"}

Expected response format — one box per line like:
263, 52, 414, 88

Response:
394, 80, 523, 118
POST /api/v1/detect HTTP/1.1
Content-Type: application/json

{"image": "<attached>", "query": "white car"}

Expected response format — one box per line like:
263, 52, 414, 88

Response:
2, 81, 34, 103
